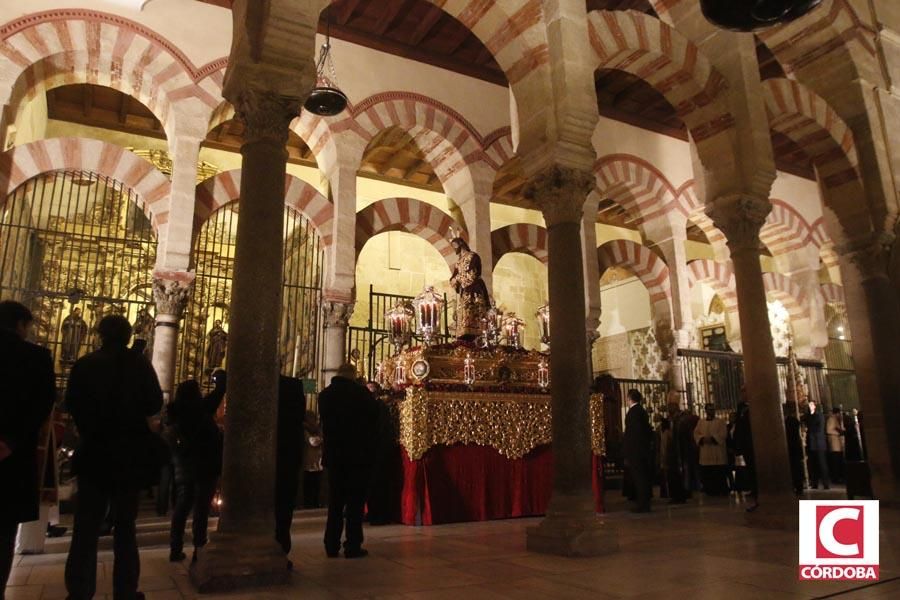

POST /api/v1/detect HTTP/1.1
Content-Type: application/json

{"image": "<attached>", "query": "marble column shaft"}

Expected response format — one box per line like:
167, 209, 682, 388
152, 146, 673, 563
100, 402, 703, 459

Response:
151, 273, 193, 401
322, 299, 354, 383
709, 195, 794, 509
216, 90, 296, 538
838, 241, 900, 502
524, 166, 615, 556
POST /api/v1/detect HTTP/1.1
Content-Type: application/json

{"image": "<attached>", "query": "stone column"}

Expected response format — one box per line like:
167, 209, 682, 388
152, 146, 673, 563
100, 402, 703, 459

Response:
321, 299, 354, 384
191, 89, 298, 592
524, 166, 617, 556
708, 195, 795, 527
837, 239, 900, 503
581, 192, 602, 347
455, 163, 495, 294
151, 271, 194, 402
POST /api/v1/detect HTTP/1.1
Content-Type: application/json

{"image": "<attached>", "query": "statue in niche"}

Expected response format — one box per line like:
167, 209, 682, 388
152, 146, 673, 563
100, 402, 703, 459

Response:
60, 307, 88, 365
132, 307, 155, 357
448, 233, 490, 341
206, 320, 228, 372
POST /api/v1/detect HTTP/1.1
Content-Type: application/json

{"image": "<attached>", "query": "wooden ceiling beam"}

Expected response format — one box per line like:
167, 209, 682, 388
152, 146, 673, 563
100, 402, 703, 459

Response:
117, 92, 129, 124
331, 0, 363, 26
82, 86, 93, 118
443, 25, 470, 56
375, 0, 412, 36
407, 7, 443, 46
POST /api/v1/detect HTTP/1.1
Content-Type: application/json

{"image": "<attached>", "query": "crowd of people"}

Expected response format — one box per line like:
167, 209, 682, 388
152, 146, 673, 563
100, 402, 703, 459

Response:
621, 387, 865, 513
0, 297, 395, 600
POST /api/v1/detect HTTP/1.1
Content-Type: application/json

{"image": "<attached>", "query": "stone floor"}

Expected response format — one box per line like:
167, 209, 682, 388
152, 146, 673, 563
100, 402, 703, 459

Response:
7, 494, 899, 600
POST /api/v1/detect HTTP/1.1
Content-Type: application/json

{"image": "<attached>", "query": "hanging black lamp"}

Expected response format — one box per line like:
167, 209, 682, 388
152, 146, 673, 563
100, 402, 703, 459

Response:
700, 0, 824, 32
304, 16, 348, 117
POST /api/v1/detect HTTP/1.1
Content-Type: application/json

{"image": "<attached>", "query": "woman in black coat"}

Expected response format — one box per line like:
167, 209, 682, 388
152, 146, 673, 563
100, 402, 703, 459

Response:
166, 376, 225, 563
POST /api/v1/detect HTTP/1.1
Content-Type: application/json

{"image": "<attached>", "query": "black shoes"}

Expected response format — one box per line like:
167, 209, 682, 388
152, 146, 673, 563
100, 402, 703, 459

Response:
169, 550, 186, 562
344, 548, 369, 559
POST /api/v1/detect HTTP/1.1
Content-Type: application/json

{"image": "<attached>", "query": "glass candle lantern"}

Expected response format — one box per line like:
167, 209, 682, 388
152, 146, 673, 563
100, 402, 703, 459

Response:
413, 286, 444, 346
502, 313, 526, 349
393, 355, 407, 387
463, 352, 476, 386
537, 358, 549, 390
535, 302, 550, 346
385, 301, 414, 349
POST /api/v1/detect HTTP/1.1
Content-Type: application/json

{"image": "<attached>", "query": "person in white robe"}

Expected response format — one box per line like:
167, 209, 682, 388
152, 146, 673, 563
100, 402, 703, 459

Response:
694, 404, 729, 496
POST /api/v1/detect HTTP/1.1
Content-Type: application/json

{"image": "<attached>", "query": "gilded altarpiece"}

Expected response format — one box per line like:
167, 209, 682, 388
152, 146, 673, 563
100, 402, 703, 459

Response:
178, 202, 324, 383
0, 170, 157, 385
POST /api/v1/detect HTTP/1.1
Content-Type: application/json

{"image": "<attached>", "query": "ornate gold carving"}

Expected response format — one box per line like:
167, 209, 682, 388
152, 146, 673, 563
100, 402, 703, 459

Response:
153, 274, 194, 318
398, 387, 605, 460
234, 88, 300, 146
322, 300, 354, 328
127, 148, 219, 182
524, 165, 593, 227
706, 194, 771, 252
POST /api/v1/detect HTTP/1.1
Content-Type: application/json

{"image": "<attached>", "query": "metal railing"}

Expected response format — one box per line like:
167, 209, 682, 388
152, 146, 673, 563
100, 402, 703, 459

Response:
347, 285, 451, 381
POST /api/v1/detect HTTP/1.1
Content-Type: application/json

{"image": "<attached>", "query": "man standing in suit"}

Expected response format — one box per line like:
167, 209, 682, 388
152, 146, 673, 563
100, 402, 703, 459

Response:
623, 389, 653, 513
318, 364, 380, 558
804, 400, 831, 490
0, 301, 56, 600
275, 374, 306, 566
64, 315, 163, 600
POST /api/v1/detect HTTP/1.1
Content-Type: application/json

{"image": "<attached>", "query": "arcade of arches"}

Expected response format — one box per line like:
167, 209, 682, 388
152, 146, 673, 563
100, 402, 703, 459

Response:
2, 0, 900, 592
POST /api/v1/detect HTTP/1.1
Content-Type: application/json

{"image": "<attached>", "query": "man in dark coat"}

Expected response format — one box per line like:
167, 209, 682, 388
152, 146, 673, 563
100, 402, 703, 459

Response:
0, 301, 55, 599
318, 364, 380, 558
623, 389, 654, 513
784, 401, 805, 495
64, 315, 163, 600
803, 400, 830, 489
275, 374, 306, 563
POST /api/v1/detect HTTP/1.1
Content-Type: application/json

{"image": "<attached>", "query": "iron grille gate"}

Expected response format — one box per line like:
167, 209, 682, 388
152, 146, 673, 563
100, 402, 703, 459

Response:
0, 169, 157, 390
679, 348, 835, 416
347, 284, 451, 381
179, 203, 324, 385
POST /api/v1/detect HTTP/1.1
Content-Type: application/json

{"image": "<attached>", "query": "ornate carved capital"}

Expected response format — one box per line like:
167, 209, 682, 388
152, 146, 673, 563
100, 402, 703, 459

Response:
706, 194, 771, 253
323, 300, 354, 329
586, 328, 601, 348
839, 238, 891, 283
152, 272, 195, 318
524, 166, 593, 227
234, 88, 300, 146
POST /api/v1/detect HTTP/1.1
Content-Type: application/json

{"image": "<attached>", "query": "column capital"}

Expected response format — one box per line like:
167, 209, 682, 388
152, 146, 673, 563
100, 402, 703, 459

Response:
524, 166, 593, 227
838, 236, 892, 282
233, 87, 300, 147
152, 271, 195, 318
322, 300, 354, 329
706, 194, 771, 252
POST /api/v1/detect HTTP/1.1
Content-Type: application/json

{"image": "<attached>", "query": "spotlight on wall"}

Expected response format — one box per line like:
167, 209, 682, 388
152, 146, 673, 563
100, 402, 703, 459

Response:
700, 0, 823, 32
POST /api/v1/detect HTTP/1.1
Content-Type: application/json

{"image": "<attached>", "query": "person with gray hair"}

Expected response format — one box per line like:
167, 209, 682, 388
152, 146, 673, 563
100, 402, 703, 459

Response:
318, 363, 380, 558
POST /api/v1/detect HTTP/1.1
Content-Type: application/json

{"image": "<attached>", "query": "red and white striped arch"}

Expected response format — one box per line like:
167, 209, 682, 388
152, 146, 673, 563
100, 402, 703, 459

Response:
330, 92, 486, 187
0, 137, 170, 231
195, 170, 333, 247
482, 128, 515, 172
588, 10, 735, 152
355, 197, 465, 267
491, 223, 548, 267
762, 272, 807, 323
762, 78, 871, 239
424, 0, 549, 87
594, 154, 677, 226
687, 259, 738, 313
0, 10, 226, 137
675, 181, 728, 256
762, 199, 816, 255
597, 239, 671, 307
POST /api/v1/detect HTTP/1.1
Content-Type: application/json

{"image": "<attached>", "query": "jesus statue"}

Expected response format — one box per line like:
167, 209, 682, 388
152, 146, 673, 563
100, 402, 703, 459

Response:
449, 235, 490, 341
